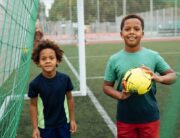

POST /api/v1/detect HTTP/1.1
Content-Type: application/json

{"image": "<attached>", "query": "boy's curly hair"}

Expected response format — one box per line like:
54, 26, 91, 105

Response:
31, 39, 64, 64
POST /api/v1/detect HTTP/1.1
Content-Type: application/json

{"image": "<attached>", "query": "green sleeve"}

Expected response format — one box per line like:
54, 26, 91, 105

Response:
155, 53, 171, 74
104, 57, 116, 82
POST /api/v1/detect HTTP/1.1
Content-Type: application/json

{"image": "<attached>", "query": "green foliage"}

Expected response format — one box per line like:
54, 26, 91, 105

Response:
48, 0, 176, 24
49, 0, 77, 21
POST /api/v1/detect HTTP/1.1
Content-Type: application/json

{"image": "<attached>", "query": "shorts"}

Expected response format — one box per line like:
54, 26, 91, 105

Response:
117, 120, 160, 138
39, 123, 71, 138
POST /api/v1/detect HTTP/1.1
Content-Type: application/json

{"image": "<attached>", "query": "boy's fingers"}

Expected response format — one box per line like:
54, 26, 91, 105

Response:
70, 124, 77, 133
122, 80, 126, 89
140, 66, 153, 76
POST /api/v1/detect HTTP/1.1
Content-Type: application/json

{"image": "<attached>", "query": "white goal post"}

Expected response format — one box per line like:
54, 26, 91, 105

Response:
73, 0, 87, 96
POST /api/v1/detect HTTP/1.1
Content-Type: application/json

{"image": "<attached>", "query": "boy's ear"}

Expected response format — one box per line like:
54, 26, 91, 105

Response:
56, 61, 60, 66
120, 32, 123, 38
56, 61, 60, 67
141, 31, 144, 37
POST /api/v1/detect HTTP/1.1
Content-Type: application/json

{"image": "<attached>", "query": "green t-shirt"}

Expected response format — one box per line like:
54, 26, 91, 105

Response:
104, 47, 170, 123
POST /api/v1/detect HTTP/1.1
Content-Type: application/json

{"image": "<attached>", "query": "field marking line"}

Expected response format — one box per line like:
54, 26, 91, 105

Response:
87, 76, 104, 80
67, 51, 180, 59
68, 55, 109, 59
161, 52, 180, 55
87, 71, 180, 80
84, 70, 180, 80
63, 54, 117, 137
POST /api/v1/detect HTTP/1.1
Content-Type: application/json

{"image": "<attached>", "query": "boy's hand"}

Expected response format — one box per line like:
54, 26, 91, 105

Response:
141, 65, 163, 83
32, 128, 41, 138
119, 89, 131, 100
70, 120, 77, 134
141, 65, 153, 76
119, 80, 131, 100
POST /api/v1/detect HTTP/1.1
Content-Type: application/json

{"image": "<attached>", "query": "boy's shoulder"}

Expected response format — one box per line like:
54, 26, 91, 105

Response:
110, 50, 124, 59
56, 71, 69, 77
142, 47, 159, 55
30, 73, 43, 85
56, 71, 71, 80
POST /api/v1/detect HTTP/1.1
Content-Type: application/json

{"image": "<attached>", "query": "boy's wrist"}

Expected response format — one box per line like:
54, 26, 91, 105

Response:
118, 91, 131, 100
32, 126, 39, 130
70, 119, 76, 123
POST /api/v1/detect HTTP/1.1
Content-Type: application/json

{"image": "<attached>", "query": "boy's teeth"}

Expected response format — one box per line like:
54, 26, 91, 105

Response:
129, 37, 135, 40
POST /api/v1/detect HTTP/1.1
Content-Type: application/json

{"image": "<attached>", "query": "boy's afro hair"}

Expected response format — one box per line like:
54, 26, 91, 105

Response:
31, 39, 64, 64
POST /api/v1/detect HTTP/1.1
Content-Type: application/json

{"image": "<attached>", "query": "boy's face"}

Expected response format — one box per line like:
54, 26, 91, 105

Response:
120, 18, 144, 48
38, 48, 58, 75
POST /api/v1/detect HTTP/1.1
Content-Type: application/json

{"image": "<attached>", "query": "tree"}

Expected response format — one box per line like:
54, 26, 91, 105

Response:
48, 0, 175, 24
48, 0, 77, 21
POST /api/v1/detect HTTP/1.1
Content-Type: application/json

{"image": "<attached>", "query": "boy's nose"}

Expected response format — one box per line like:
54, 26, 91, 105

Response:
130, 29, 134, 33
46, 58, 51, 62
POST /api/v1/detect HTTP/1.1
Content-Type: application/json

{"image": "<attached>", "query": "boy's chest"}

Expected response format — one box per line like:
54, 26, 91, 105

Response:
114, 56, 156, 80
38, 80, 67, 101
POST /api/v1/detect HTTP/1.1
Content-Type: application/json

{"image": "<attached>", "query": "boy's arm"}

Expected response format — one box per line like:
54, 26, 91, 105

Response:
66, 91, 77, 133
103, 81, 131, 100
141, 66, 176, 85
154, 69, 176, 85
30, 97, 40, 138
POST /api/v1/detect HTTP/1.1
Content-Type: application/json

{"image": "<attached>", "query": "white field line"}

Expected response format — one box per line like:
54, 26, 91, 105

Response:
68, 51, 180, 59
87, 72, 180, 80
63, 55, 80, 80
87, 76, 104, 80
160, 52, 180, 55
68, 55, 108, 59
63, 55, 117, 137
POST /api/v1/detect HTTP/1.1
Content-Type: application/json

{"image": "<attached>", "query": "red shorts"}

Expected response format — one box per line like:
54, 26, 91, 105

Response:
117, 120, 160, 138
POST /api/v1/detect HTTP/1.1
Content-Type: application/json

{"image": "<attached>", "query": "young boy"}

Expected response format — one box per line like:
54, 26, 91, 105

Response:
28, 39, 77, 138
103, 14, 176, 138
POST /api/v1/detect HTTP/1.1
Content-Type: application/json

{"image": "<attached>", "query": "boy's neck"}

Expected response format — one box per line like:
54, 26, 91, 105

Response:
42, 71, 56, 79
124, 45, 142, 53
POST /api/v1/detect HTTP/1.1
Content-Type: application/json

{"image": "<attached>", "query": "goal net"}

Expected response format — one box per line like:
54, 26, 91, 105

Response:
0, 0, 39, 137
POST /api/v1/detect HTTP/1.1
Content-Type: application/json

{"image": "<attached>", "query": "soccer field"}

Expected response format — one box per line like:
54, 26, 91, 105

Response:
17, 40, 180, 138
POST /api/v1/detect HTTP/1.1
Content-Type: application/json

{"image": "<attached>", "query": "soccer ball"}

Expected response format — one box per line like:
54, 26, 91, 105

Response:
122, 68, 152, 95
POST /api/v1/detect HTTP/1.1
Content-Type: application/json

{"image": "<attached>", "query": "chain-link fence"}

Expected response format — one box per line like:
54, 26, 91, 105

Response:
39, 0, 180, 45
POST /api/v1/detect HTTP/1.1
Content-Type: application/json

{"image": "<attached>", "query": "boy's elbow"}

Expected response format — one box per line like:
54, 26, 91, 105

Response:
169, 72, 177, 84
102, 85, 109, 95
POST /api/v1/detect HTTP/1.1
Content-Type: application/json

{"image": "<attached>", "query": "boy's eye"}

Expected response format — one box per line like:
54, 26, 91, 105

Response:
40, 56, 55, 60
134, 27, 140, 31
49, 56, 55, 60
41, 57, 46, 61
124, 27, 130, 31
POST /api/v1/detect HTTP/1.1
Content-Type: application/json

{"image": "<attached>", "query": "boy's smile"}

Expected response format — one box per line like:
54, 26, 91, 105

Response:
121, 18, 144, 51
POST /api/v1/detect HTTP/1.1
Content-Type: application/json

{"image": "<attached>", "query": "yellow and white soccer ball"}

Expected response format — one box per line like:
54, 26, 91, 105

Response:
122, 68, 152, 95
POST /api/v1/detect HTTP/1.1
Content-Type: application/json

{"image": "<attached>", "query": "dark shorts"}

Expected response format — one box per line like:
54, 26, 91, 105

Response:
39, 123, 71, 138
